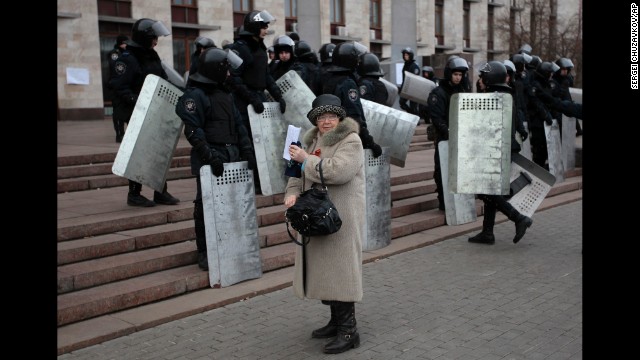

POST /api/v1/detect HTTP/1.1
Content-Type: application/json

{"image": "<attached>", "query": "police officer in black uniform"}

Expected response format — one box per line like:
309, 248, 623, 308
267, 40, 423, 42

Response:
426, 57, 469, 211
315, 43, 337, 96
321, 41, 382, 157
107, 34, 129, 143
398, 47, 421, 115
356, 52, 388, 105
108, 18, 180, 207
186, 36, 215, 87
270, 35, 296, 80
526, 61, 556, 170
291, 40, 320, 93
467, 61, 533, 245
176, 48, 256, 271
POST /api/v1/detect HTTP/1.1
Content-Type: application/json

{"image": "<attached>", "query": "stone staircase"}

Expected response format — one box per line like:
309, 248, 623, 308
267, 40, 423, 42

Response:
56, 123, 583, 355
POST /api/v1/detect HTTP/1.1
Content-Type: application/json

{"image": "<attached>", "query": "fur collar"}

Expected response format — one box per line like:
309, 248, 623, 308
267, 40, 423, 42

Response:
302, 117, 360, 147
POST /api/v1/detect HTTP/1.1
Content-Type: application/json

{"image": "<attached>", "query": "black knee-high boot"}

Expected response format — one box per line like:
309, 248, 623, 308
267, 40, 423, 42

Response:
468, 197, 496, 244
312, 301, 338, 339
493, 196, 533, 243
193, 200, 208, 271
324, 302, 360, 354
127, 180, 155, 207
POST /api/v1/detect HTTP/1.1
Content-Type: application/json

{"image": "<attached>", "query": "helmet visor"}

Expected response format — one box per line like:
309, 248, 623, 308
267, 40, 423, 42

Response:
151, 21, 171, 37
253, 10, 276, 24
352, 41, 368, 56
225, 49, 243, 70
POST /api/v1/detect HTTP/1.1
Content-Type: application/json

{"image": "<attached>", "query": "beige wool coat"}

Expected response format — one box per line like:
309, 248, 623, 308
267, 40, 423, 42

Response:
285, 117, 366, 302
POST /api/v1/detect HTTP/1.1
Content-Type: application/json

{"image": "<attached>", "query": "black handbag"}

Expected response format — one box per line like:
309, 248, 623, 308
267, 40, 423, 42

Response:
285, 159, 342, 245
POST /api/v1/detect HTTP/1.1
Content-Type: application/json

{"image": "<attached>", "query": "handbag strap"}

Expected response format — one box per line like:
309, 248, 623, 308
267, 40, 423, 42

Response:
318, 159, 327, 190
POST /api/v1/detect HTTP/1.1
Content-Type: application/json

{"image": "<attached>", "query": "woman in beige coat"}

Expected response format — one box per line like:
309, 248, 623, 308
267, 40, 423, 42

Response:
284, 94, 365, 354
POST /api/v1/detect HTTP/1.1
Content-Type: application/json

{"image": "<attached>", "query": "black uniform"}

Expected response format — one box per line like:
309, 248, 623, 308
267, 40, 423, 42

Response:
525, 73, 555, 169
357, 76, 389, 105
106, 44, 129, 142
176, 82, 255, 270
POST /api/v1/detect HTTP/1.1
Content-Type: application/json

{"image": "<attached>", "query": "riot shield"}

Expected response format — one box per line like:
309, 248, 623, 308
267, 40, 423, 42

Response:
361, 99, 420, 168
561, 115, 576, 171
379, 77, 399, 107
439, 141, 477, 226
363, 147, 391, 251
518, 121, 533, 161
161, 61, 186, 89
273, 70, 316, 133
508, 153, 557, 218
200, 162, 262, 288
112, 74, 184, 192
448, 93, 513, 195
399, 71, 437, 105
544, 119, 564, 183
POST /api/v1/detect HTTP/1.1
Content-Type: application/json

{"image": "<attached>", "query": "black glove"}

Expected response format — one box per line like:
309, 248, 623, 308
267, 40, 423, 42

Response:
544, 115, 553, 126
278, 98, 286, 113
242, 151, 257, 171
437, 125, 449, 141
251, 98, 264, 113
519, 130, 528, 142
370, 143, 382, 158
209, 156, 224, 177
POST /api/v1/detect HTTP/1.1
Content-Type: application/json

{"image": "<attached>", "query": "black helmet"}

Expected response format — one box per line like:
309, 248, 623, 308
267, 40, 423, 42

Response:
503, 59, 516, 74
527, 55, 541, 70
422, 66, 435, 79
479, 61, 508, 87
294, 40, 314, 59
272, 35, 295, 55
328, 41, 368, 72
510, 53, 532, 72
519, 43, 532, 55
535, 61, 555, 80
318, 43, 336, 63
444, 57, 469, 81
555, 57, 574, 70
288, 32, 300, 42
130, 18, 170, 49
195, 36, 215, 50
241, 10, 275, 36
357, 53, 384, 77
401, 47, 415, 61
189, 48, 243, 84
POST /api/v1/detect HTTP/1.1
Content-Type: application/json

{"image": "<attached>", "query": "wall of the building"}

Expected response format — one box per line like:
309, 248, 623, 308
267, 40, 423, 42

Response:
56, 0, 582, 121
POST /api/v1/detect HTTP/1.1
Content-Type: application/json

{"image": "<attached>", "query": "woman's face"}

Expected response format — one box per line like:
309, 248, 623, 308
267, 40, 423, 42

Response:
316, 112, 340, 135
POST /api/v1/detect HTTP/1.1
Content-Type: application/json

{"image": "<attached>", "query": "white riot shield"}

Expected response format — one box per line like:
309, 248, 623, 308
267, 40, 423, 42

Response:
361, 99, 420, 168
561, 115, 576, 171
112, 74, 184, 192
448, 93, 513, 195
248, 102, 296, 195
273, 70, 316, 133
363, 147, 391, 251
399, 71, 437, 105
545, 119, 564, 183
379, 77, 399, 107
508, 153, 557, 218
569, 87, 582, 104
200, 162, 262, 288
439, 141, 477, 226
519, 121, 533, 161
161, 61, 186, 89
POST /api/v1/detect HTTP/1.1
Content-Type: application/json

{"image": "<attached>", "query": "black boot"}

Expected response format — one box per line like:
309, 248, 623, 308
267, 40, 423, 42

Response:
194, 200, 208, 270
324, 302, 360, 354
494, 196, 533, 244
311, 302, 338, 339
127, 181, 155, 207
469, 198, 496, 244
154, 182, 179, 205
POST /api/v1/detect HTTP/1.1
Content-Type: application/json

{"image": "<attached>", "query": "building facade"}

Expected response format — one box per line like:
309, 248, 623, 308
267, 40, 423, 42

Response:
57, 0, 582, 121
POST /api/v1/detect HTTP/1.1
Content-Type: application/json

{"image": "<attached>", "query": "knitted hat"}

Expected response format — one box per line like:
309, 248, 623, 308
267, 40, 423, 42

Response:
306, 94, 346, 126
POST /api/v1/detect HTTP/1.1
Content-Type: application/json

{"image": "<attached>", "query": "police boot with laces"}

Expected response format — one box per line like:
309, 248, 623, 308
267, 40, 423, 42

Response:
127, 181, 155, 207
468, 231, 495, 244
153, 183, 179, 205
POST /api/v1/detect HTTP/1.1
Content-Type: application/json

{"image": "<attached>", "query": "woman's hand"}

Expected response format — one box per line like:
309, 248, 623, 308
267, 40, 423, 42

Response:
284, 194, 297, 208
288, 144, 309, 164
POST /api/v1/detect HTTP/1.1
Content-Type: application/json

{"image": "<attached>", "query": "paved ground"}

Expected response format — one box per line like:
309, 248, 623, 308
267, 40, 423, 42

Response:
57, 200, 582, 360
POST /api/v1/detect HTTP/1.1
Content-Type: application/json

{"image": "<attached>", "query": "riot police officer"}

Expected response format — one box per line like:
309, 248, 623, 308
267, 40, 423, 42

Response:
426, 57, 469, 211
270, 35, 296, 80
176, 48, 256, 271
186, 36, 215, 87
467, 61, 533, 245
315, 43, 336, 96
526, 61, 556, 169
321, 41, 382, 157
107, 34, 129, 143
108, 18, 180, 207
356, 52, 388, 105
399, 47, 421, 115
291, 40, 320, 93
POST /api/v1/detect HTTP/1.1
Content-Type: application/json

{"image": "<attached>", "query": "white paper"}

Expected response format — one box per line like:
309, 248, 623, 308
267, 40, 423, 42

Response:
395, 63, 404, 86
66, 67, 90, 85
283, 125, 301, 160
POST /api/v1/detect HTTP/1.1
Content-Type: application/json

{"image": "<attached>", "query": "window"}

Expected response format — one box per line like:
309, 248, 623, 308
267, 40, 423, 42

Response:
233, 0, 253, 30
369, 0, 381, 40
330, 0, 345, 35
487, 6, 495, 51
171, 28, 199, 76
171, 0, 198, 24
435, 0, 444, 46
285, 0, 298, 33
97, 0, 131, 18
463, 1, 470, 48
